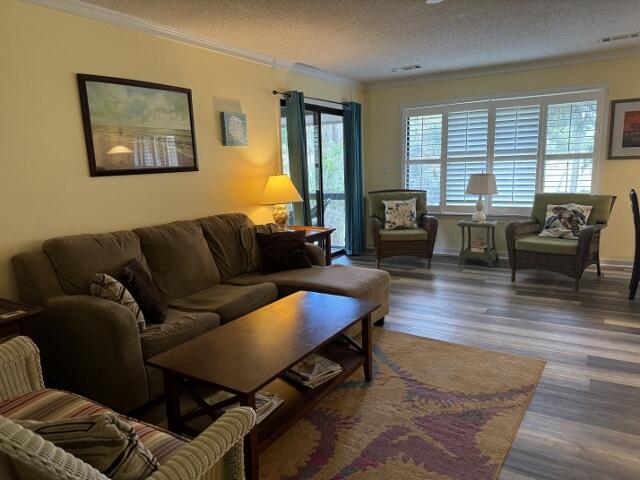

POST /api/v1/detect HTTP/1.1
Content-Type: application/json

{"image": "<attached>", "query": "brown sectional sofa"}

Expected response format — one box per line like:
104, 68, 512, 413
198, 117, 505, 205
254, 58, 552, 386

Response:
13, 213, 390, 412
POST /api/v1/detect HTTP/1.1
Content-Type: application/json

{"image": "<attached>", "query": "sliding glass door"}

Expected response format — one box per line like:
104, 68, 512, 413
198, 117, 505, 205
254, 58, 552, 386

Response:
280, 102, 346, 254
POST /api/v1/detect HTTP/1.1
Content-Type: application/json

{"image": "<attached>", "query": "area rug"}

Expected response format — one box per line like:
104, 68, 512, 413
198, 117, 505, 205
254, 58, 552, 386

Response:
261, 329, 545, 480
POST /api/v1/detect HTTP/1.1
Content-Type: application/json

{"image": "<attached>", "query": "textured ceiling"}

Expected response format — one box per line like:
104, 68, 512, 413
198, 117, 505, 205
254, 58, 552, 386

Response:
83, 0, 640, 83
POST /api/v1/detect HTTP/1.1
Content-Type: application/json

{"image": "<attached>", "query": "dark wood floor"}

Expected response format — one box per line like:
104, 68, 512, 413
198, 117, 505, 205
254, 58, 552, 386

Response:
338, 254, 640, 480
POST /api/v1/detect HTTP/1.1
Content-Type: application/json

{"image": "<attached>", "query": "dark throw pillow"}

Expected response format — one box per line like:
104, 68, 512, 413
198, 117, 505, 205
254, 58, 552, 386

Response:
16, 413, 158, 480
256, 230, 311, 274
120, 259, 168, 324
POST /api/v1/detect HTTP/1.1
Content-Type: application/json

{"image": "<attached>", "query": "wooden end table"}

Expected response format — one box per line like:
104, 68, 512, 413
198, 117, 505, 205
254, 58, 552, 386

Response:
287, 225, 335, 265
0, 298, 42, 337
147, 291, 378, 480
457, 219, 499, 267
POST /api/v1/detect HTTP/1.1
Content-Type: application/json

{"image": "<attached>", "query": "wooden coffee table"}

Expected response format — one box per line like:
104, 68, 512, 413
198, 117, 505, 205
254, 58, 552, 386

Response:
147, 291, 378, 480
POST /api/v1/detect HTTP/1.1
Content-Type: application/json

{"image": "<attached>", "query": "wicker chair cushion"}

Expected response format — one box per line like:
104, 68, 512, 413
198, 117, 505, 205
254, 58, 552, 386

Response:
531, 194, 614, 226
368, 191, 427, 221
0, 389, 185, 465
515, 234, 578, 255
379, 229, 429, 242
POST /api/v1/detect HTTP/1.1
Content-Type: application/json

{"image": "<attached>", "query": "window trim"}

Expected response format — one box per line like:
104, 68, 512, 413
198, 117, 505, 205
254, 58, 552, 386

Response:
401, 87, 605, 215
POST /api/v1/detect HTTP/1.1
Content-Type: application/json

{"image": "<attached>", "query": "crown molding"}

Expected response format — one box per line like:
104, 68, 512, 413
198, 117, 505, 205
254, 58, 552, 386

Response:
23, 0, 361, 88
365, 46, 640, 90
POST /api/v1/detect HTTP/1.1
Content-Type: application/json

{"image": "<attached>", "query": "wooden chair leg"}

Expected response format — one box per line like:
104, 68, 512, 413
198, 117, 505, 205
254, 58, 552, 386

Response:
630, 264, 639, 300
597, 261, 602, 277
511, 269, 516, 282
376, 258, 380, 269
427, 258, 431, 269
574, 278, 580, 291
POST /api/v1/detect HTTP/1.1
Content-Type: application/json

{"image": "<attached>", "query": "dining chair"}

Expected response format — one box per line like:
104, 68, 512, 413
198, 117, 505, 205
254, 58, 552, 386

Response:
630, 189, 639, 300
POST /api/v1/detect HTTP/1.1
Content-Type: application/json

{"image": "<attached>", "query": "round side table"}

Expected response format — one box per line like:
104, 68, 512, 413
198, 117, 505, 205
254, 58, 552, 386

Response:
457, 220, 499, 267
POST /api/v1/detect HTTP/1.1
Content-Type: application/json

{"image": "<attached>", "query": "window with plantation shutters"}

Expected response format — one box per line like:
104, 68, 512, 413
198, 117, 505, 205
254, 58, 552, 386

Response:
402, 89, 602, 215
405, 113, 442, 206
492, 105, 540, 209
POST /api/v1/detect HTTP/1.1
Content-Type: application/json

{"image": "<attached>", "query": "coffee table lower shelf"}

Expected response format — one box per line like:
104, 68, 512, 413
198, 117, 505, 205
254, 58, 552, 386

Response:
172, 340, 366, 453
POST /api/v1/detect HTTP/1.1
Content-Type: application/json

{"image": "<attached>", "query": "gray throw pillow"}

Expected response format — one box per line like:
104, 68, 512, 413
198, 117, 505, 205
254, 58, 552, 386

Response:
15, 414, 158, 480
90, 273, 145, 332
239, 223, 279, 272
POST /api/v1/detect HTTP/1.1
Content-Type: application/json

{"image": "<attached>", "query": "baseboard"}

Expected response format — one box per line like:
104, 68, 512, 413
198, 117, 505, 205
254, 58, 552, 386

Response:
361, 246, 633, 269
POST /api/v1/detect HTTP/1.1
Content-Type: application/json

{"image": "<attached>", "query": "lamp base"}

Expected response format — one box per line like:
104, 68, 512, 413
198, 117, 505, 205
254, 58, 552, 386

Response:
471, 196, 486, 222
272, 204, 289, 231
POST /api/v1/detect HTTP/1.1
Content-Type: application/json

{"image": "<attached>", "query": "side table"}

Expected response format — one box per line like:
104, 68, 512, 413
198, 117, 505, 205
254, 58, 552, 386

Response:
0, 298, 42, 337
457, 220, 499, 267
287, 225, 336, 265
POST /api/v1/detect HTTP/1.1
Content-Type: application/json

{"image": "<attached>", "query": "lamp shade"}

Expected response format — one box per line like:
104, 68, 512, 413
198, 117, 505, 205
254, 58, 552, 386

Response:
260, 174, 303, 205
465, 173, 497, 195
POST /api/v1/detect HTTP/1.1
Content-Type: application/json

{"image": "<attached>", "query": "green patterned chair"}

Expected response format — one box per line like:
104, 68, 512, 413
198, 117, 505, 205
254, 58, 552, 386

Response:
368, 189, 439, 269
0, 336, 255, 480
506, 193, 616, 291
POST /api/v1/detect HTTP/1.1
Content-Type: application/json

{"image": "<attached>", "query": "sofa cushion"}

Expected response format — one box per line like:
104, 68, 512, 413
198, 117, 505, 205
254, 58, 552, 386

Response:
140, 309, 220, 359
515, 234, 578, 255
42, 231, 150, 295
379, 228, 429, 242
0, 388, 185, 464
16, 413, 158, 480
134, 221, 221, 300
169, 283, 278, 322
198, 213, 255, 280
228, 264, 390, 322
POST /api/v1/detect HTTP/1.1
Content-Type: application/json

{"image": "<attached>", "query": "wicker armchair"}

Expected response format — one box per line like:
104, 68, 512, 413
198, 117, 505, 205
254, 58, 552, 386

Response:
368, 189, 438, 269
0, 336, 256, 480
506, 193, 616, 291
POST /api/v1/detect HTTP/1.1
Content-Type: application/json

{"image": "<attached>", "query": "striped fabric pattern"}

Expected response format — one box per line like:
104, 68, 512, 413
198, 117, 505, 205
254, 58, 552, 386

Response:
90, 273, 146, 332
0, 389, 185, 465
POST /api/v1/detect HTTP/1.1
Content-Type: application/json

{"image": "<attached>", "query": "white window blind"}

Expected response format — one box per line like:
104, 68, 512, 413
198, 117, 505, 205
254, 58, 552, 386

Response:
405, 114, 442, 206
543, 100, 597, 193
446, 110, 488, 207
492, 105, 540, 208
402, 89, 601, 214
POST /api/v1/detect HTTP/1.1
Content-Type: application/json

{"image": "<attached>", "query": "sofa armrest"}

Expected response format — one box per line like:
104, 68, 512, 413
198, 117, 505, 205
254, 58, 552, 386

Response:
305, 243, 327, 267
0, 336, 44, 402
505, 219, 540, 269
150, 407, 256, 480
420, 214, 439, 256
33, 295, 148, 412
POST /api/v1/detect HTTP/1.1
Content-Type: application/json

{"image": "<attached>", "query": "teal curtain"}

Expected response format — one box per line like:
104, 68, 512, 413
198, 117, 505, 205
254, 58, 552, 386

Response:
284, 91, 311, 225
344, 102, 365, 255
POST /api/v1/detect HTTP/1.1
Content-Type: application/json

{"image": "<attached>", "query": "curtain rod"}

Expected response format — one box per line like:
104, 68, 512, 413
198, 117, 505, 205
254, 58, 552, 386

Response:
272, 90, 346, 107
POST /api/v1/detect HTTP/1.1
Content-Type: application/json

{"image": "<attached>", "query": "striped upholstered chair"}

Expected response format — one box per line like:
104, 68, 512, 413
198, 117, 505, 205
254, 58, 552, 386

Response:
0, 336, 255, 480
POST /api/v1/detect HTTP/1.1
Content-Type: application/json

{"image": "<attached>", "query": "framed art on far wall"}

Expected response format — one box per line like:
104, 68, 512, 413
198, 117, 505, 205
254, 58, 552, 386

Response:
77, 74, 198, 176
608, 98, 640, 159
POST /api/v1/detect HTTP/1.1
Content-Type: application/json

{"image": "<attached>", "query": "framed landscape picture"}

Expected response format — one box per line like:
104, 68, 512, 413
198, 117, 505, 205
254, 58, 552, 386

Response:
77, 74, 198, 176
608, 98, 640, 159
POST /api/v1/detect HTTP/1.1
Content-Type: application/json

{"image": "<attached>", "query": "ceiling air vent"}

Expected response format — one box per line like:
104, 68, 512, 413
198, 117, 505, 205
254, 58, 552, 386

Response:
600, 32, 640, 43
391, 64, 422, 73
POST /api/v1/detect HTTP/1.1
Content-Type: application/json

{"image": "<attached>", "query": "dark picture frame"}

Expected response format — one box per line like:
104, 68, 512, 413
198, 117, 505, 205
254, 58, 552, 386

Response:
608, 98, 640, 160
77, 74, 198, 176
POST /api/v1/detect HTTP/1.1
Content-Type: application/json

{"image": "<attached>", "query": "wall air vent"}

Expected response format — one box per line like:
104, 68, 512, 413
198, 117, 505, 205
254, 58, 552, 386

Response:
391, 64, 422, 72
600, 32, 640, 43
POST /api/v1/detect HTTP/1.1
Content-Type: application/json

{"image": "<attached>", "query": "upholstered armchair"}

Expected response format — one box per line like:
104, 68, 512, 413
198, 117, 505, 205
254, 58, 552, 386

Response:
368, 189, 438, 268
506, 193, 616, 291
0, 336, 256, 480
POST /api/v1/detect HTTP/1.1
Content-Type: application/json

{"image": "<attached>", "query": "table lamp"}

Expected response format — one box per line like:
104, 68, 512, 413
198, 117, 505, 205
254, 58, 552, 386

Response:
260, 174, 303, 231
465, 173, 497, 222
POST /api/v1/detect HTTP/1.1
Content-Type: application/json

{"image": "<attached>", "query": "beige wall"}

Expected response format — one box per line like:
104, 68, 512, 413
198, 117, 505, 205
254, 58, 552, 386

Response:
363, 55, 640, 262
0, 0, 361, 299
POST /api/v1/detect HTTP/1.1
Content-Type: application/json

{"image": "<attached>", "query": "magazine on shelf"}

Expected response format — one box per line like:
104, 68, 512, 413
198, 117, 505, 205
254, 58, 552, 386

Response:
203, 389, 283, 424
285, 353, 343, 389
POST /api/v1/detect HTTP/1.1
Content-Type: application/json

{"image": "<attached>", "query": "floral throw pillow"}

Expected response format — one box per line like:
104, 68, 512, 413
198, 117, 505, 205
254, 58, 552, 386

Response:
383, 198, 418, 230
539, 203, 593, 239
